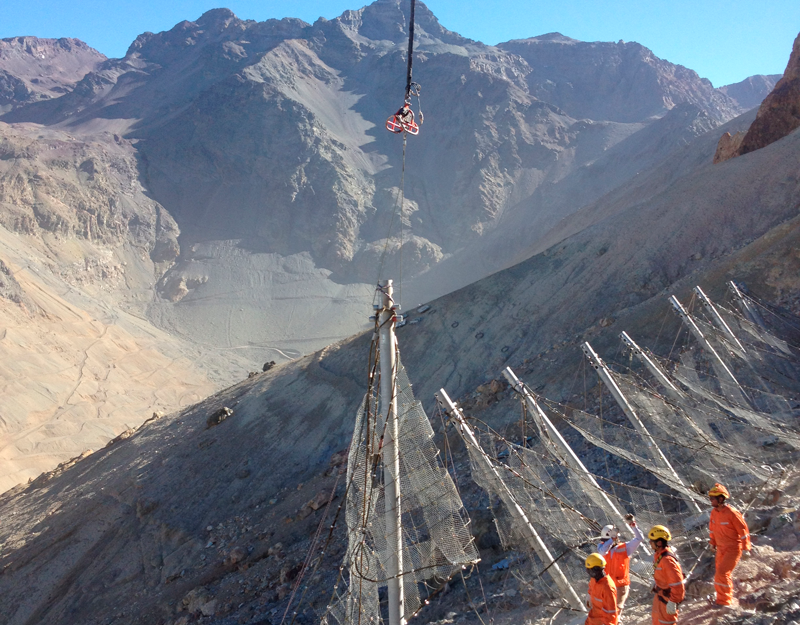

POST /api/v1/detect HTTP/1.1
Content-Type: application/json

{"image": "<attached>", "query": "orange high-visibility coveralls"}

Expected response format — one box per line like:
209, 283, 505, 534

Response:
586, 574, 618, 625
709, 504, 751, 605
652, 547, 684, 625
599, 523, 643, 611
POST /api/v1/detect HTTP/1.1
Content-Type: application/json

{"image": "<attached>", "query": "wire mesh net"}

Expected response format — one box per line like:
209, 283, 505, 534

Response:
323, 357, 478, 625
326, 285, 800, 622
658, 295, 800, 469
454, 287, 800, 611
459, 408, 710, 610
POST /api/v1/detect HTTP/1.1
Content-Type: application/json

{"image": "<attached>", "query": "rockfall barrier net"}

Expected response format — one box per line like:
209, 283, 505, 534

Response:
323, 359, 478, 625
455, 287, 800, 611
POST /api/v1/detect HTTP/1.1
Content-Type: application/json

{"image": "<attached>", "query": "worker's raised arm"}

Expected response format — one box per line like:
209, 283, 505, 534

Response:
626, 523, 644, 556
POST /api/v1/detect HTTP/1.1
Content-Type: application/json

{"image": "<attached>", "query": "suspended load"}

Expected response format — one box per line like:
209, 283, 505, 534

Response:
386, 0, 423, 136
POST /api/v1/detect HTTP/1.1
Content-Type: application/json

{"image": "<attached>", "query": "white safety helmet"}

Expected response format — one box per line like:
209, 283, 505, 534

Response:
600, 525, 619, 540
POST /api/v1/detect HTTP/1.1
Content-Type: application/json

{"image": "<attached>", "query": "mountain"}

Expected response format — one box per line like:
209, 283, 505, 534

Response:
719, 74, 782, 110
714, 33, 800, 164
0, 2, 755, 282
498, 34, 739, 123
1, 2, 754, 339
0, 1, 788, 492
0, 111, 798, 625
0, 37, 105, 114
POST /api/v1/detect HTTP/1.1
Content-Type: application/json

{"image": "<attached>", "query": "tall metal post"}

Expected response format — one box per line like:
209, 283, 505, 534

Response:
728, 281, 767, 330
669, 295, 747, 396
435, 388, 586, 613
620, 331, 714, 444
694, 286, 747, 353
581, 342, 702, 513
503, 368, 641, 545
619, 331, 682, 401
379, 280, 405, 625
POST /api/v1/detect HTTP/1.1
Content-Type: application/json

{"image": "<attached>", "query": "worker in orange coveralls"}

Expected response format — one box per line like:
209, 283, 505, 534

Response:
598, 514, 644, 613
584, 552, 618, 625
649, 525, 685, 625
708, 483, 751, 606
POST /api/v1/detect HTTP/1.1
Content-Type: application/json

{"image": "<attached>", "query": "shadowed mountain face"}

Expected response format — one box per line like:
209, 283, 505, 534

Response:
2, 1, 752, 285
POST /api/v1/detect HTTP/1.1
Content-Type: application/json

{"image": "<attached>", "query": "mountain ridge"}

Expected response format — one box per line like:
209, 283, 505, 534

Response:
0, 0, 793, 495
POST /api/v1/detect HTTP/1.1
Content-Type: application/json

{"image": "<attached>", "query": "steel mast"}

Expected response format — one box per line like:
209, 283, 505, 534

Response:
378, 280, 405, 625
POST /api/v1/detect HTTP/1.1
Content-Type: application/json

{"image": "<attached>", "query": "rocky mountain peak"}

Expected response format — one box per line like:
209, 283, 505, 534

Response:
196, 7, 239, 27
125, 9, 250, 61
719, 74, 782, 111
515, 32, 580, 44
0, 36, 105, 112
322, 0, 469, 47
1, 35, 96, 56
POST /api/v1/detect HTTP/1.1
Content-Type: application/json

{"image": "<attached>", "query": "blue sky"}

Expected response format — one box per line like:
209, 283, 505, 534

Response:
2, 0, 798, 87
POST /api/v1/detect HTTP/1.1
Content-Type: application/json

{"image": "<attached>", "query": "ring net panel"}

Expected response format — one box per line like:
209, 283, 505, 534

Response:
324, 359, 478, 625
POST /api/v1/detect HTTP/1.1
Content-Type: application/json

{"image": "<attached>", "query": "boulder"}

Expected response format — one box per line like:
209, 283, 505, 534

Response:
713, 131, 745, 164
206, 406, 233, 428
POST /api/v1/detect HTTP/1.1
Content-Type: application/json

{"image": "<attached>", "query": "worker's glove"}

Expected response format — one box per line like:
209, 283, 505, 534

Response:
586, 594, 592, 608
666, 601, 678, 615
742, 550, 752, 559
709, 542, 716, 552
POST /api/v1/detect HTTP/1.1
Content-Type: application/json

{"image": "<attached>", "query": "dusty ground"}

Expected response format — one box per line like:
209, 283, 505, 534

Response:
0, 235, 216, 492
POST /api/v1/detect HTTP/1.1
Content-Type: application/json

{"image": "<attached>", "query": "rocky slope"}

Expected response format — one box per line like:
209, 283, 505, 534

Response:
0, 75, 799, 624
0, 37, 105, 114
0, 122, 264, 491
738, 32, 800, 156
0, 2, 785, 491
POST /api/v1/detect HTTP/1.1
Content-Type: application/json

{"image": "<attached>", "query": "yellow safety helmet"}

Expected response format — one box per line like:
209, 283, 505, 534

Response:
648, 525, 672, 542
708, 483, 730, 499
585, 553, 607, 569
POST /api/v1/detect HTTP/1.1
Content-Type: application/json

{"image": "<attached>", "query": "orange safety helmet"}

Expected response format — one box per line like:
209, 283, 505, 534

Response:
708, 483, 730, 499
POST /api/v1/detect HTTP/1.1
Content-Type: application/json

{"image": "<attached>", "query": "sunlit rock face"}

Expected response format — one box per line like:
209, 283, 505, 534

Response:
738, 33, 800, 156
714, 32, 800, 164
